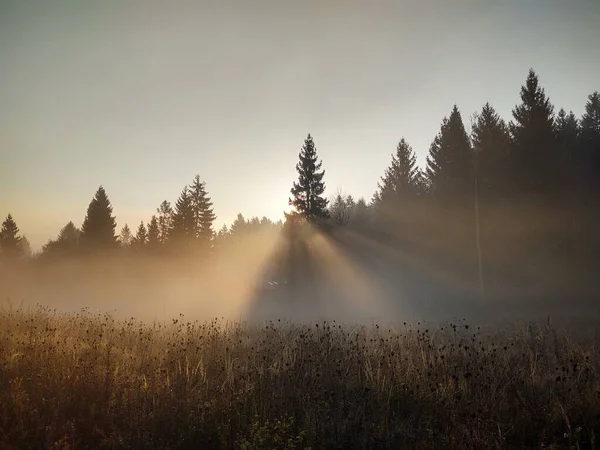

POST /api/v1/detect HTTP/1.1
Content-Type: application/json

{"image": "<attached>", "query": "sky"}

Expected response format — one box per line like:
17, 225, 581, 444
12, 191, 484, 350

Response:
1, 0, 599, 250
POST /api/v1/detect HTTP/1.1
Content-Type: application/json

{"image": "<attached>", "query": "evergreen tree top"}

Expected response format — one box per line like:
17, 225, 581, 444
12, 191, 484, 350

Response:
1, 214, 19, 236
377, 137, 421, 205
472, 103, 509, 151
0, 214, 24, 258
425, 105, 473, 200
511, 69, 555, 132
556, 109, 579, 135
189, 174, 216, 240
581, 92, 600, 134
80, 185, 118, 250
58, 221, 81, 243
289, 133, 329, 222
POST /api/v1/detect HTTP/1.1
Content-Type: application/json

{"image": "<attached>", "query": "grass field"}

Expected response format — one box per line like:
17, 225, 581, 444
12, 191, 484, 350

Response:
1, 303, 599, 449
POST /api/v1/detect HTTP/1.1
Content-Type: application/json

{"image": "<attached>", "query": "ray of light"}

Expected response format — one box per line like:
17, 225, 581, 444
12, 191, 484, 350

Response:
304, 228, 394, 321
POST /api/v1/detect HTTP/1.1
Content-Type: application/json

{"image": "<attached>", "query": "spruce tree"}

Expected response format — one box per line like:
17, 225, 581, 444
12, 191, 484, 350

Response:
329, 192, 353, 227
216, 223, 229, 240
42, 222, 80, 258
170, 187, 195, 251
156, 200, 174, 245
426, 105, 473, 202
579, 91, 600, 255
131, 221, 147, 251
0, 214, 23, 259
58, 222, 81, 244
248, 217, 261, 232
556, 109, 580, 191
425, 131, 443, 195
213, 224, 229, 250
229, 213, 247, 237
351, 198, 371, 231
189, 175, 216, 248
377, 138, 422, 209
509, 69, 558, 200
471, 103, 511, 201
80, 186, 118, 251
119, 224, 133, 248
20, 236, 32, 259
580, 92, 600, 193
260, 216, 276, 229
147, 215, 160, 249
554, 109, 583, 256
289, 134, 329, 223
470, 103, 512, 292
218, 224, 229, 237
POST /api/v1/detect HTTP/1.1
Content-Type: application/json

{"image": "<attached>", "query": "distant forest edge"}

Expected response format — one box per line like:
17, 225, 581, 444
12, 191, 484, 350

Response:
1, 69, 600, 306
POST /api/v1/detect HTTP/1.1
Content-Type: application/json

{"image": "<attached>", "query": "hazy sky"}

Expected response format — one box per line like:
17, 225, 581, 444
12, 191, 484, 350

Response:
1, 0, 599, 249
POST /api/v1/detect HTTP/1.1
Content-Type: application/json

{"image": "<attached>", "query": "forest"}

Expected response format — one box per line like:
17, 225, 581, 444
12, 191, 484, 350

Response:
1, 69, 600, 449
2, 68, 599, 318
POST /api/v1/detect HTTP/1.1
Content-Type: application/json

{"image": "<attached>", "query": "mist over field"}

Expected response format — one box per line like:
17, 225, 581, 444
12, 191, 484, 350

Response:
2, 217, 598, 327
2, 1, 600, 448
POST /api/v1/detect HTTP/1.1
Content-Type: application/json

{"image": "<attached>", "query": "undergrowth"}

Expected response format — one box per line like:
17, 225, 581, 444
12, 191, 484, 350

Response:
0, 303, 599, 449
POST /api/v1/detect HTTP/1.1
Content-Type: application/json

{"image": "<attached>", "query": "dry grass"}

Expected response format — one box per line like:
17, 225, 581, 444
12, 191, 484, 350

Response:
1, 302, 599, 449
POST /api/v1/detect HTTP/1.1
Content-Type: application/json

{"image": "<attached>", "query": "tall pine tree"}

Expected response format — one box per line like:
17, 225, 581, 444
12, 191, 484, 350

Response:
329, 191, 353, 227
578, 91, 600, 256
170, 187, 195, 252
426, 105, 473, 202
509, 69, 558, 200
156, 200, 174, 245
555, 108, 580, 193
41, 221, 80, 259
580, 91, 600, 193
471, 102, 511, 201
0, 214, 23, 259
131, 221, 147, 251
189, 175, 216, 251
147, 215, 160, 250
119, 224, 133, 248
470, 103, 512, 290
289, 134, 329, 223
351, 197, 371, 231
58, 221, 81, 244
229, 213, 247, 237
80, 186, 118, 252
376, 138, 423, 209
20, 236, 32, 259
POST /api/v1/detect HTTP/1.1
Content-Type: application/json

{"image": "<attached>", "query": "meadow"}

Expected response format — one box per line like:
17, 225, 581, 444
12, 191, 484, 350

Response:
1, 302, 599, 449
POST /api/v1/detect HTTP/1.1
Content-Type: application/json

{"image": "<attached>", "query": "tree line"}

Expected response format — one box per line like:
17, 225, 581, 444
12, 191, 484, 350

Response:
1, 69, 599, 297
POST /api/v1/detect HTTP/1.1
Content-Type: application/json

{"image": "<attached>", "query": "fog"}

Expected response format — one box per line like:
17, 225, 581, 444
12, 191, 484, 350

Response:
2, 221, 598, 327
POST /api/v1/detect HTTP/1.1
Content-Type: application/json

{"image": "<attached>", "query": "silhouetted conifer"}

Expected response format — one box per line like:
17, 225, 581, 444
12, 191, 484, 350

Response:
351, 198, 371, 231
556, 109, 580, 192
80, 186, 118, 252
58, 222, 81, 244
580, 92, 600, 193
376, 138, 424, 223
329, 191, 353, 227
41, 221, 80, 258
189, 175, 216, 251
0, 214, 23, 259
156, 200, 174, 245
289, 134, 329, 223
229, 213, 247, 237
119, 224, 133, 248
509, 69, 558, 200
147, 215, 160, 249
471, 103, 511, 201
131, 221, 147, 251
170, 187, 195, 251
20, 236, 32, 259
426, 105, 473, 202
